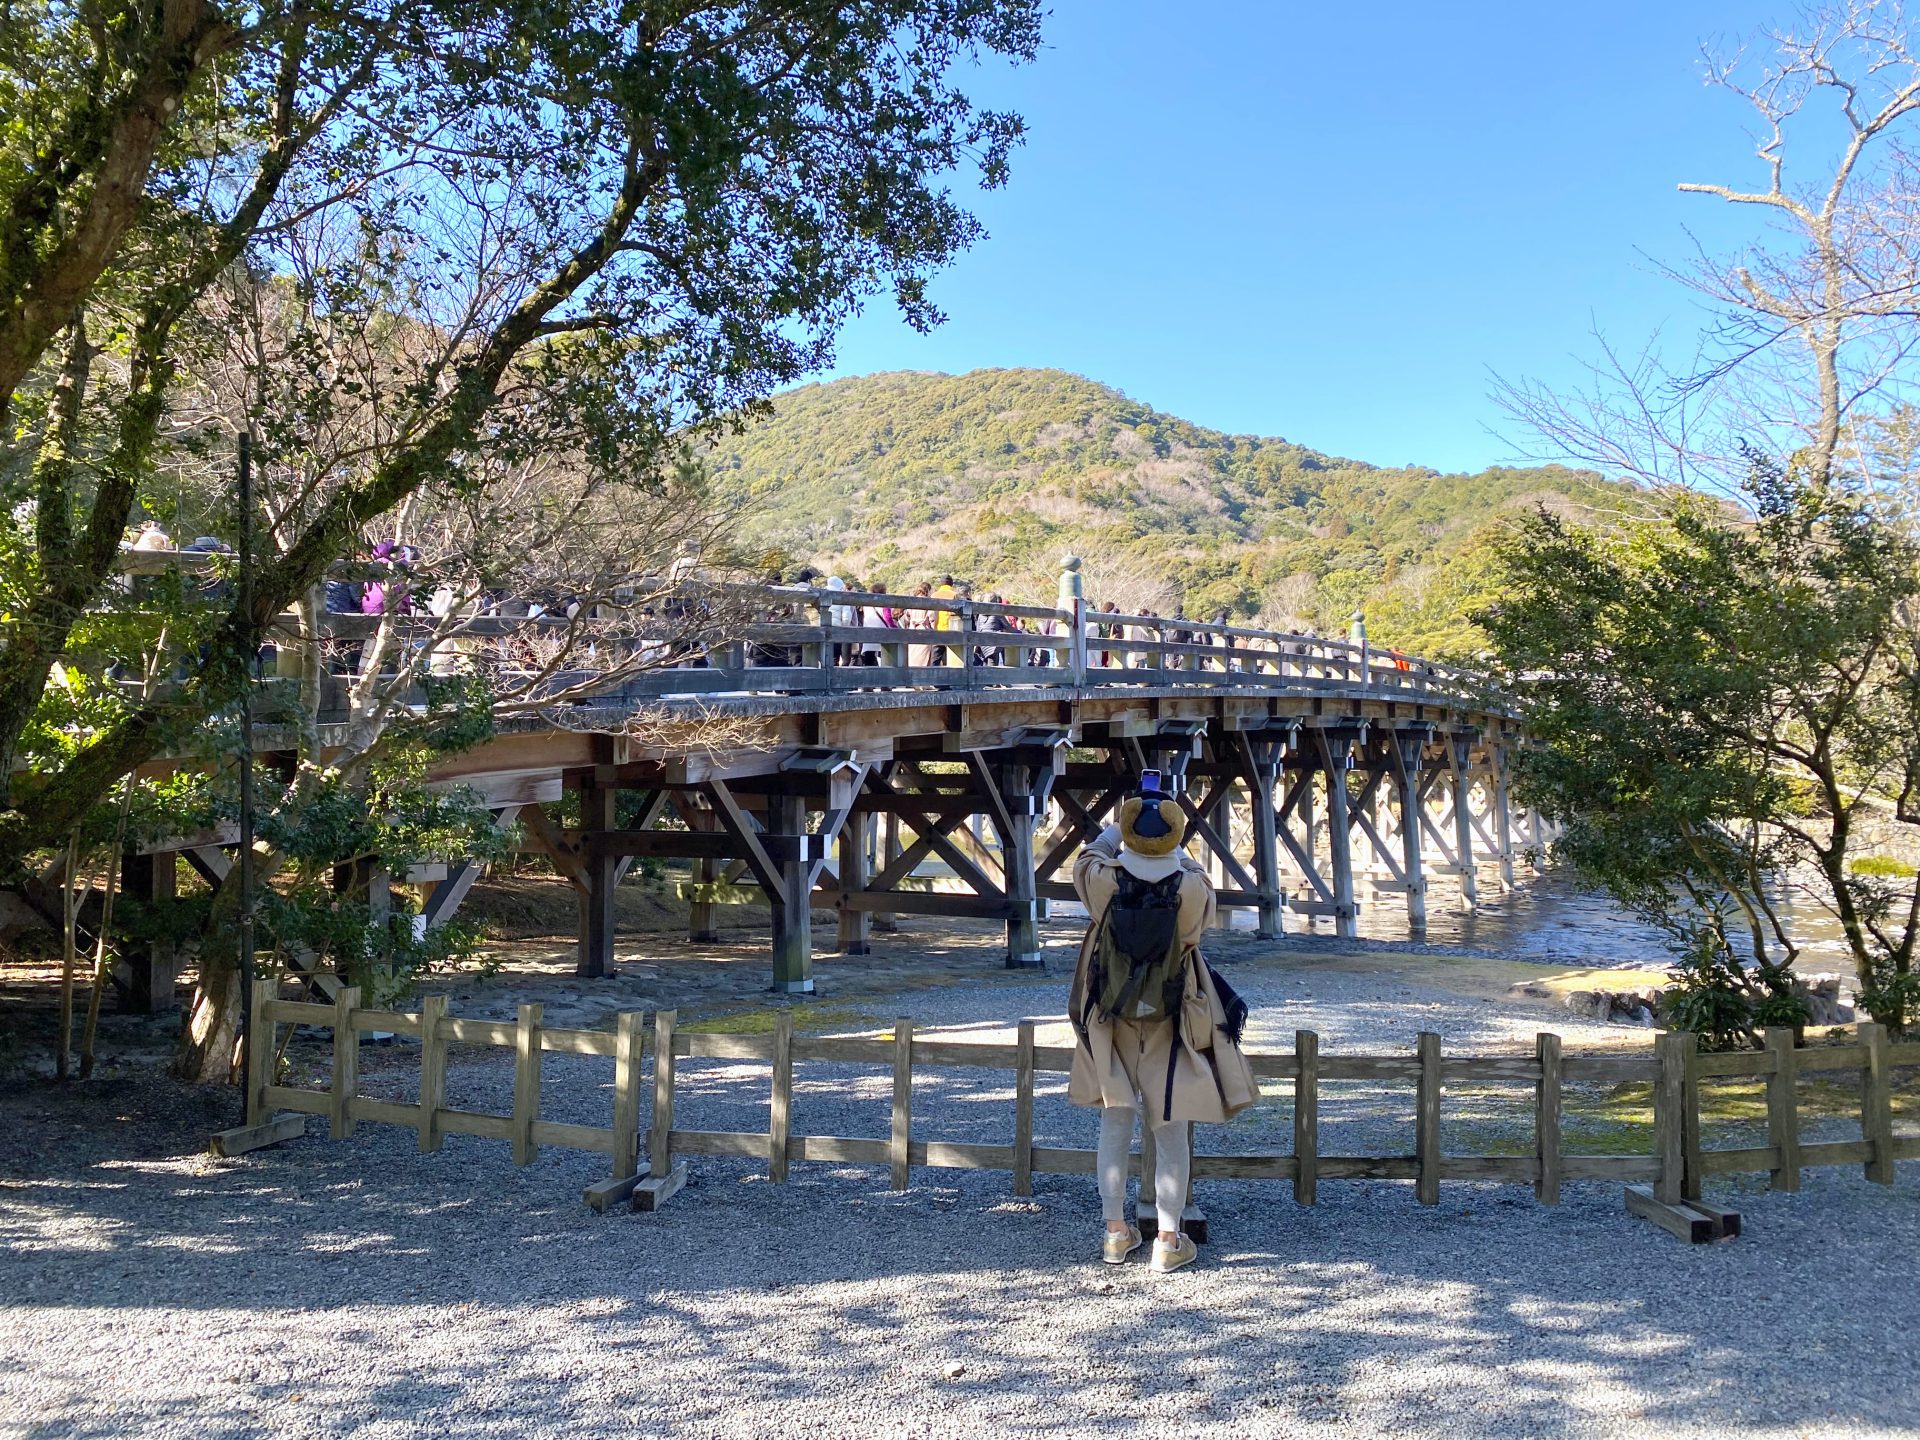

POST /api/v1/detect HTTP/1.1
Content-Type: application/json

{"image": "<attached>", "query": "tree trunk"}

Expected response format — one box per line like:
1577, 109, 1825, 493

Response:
56, 833, 79, 1079
172, 868, 247, 1083
175, 952, 243, 1083
77, 844, 128, 1081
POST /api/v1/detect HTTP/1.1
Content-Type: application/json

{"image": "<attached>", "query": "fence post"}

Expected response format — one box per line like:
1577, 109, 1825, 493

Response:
1681, 1030, 1703, 1203
1293, 1029, 1319, 1206
1764, 1027, 1800, 1192
512, 1002, 544, 1166
416, 994, 449, 1153
1861, 1021, 1896, 1186
1416, 1031, 1441, 1205
890, 1017, 914, 1191
810, 594, 832, 688
330, 984, 361, 1140
246, 975, 277, 1127
769, 1010, 794, 1182
1534, 1031, 1561, 1205
1653, 1030, 1687, 1205
628, 1010, 691, 1210
1013, 1020, 1035, 1197
650, 1010, 677, 1177
612, 1010, 643, 1182
583, 1010, 649, 1213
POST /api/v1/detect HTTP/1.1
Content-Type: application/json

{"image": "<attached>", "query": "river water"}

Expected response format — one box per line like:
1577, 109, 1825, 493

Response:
1276, 864, 1864, 977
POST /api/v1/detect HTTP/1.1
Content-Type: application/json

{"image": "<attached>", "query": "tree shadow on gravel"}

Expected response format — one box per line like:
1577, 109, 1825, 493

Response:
5, 1057, 1917, 1439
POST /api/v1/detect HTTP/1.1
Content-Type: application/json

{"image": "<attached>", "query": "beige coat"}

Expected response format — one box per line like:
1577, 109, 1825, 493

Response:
1067, 833, 1258, 1124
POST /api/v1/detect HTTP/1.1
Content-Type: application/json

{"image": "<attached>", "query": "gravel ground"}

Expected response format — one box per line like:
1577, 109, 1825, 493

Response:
5, 960, 1917, 1440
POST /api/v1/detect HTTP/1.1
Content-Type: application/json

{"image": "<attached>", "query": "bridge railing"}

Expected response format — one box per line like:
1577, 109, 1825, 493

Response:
106, 551, 1499, 712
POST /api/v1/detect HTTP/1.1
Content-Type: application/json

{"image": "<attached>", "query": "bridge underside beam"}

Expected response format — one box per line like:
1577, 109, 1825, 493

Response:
393, 701, 1524, 992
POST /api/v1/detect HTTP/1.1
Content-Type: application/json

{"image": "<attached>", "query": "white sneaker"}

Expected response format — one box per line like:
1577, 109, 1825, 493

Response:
1149, 1233, 1197, 1274
1102, 1224, 1143, 1265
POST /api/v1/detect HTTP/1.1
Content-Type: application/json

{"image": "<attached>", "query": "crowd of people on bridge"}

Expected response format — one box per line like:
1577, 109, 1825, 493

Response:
117, 523, 1439, 688
769, 566, 1328, 675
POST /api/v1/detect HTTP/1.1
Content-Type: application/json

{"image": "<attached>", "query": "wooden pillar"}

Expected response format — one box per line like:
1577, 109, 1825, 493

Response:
1392, 733, 1428, 938
1280, 768, 1317, 908
687, 802, 719, 944
1314, 730, 1358, 940
1297, 769, 1318, 880
576, 775, 617, 978
984, 758, 1044, 969
767, 792, 814, 993
1491, 740, 1517, 892
837, 811, 872, 955
118, 850, 179, 1013
1450, 737, 1479, 915
1240, 734, 1284, 940
872, 813, 901, 934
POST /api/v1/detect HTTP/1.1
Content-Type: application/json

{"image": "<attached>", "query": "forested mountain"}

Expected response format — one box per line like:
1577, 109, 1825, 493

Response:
704, 368, 1642, 657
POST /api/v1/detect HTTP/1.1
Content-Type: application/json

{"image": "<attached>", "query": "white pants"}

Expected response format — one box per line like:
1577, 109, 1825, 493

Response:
1096, 1105, 1191, 1234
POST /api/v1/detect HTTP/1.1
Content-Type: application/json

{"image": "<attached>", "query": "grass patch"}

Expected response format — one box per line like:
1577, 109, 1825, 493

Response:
1445, 1072, 1920, 1158
679, 1004, 887, 1036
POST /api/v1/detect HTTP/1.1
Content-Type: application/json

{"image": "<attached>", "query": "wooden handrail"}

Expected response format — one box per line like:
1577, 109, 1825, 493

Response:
107, 554, 1507, 713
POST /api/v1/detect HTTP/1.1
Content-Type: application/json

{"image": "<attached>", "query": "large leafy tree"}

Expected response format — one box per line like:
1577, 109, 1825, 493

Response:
1486, 462, 1920, 1038
1488, 1, 1920, 1040
0, 0, 1040, 858
2, 0, 1041, 1076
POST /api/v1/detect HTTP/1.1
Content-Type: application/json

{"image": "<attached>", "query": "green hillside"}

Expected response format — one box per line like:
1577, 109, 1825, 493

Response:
705, 367, 1639, 657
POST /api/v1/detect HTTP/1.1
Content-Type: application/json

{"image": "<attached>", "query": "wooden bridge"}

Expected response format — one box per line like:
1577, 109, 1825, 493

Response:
112, 560, 1534, 999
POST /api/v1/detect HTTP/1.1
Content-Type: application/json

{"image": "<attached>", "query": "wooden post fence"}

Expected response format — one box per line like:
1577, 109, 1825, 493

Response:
212, 992, 1920, 1240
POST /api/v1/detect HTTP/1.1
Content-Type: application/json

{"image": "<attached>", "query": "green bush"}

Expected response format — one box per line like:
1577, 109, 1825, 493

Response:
1849, 854, 1917, 879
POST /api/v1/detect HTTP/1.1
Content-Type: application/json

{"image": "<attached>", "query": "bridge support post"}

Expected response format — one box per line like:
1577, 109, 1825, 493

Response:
1491, 741, 1517, 892
767, 793, 815, 993
837, 811, 872, 955
576, 777, 618, 978
1295, 769, 1318, 879
1312, 730, 1359, 940
1211, 800, 1235, 930
686, 801, 720, 944
119, 850, 179, 1013
1389, 731, 1429, 938
977, 751, 1053, 970
1449, 737, 1479, 915
1237, 733, 1285, 940
1003, 766, 1043, 969
872, 813, 900, 934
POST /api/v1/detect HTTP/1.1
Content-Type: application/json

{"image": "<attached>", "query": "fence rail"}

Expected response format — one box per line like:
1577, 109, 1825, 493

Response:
211, 985, 1918, 1239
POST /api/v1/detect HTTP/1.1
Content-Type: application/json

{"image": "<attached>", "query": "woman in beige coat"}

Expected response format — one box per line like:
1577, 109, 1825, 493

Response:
1069, 782, 1256, 1273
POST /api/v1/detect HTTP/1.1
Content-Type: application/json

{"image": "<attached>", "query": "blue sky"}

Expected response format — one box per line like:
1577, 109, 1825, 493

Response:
821, 0, 1789, 473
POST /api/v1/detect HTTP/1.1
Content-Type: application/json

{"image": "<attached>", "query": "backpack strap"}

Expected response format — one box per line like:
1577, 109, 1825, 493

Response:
1151, 947, 1191, 1123
1075, 913, 1111, 1042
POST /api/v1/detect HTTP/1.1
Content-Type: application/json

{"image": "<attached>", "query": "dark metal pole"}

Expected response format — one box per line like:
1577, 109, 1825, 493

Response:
236, 434, 257, 1090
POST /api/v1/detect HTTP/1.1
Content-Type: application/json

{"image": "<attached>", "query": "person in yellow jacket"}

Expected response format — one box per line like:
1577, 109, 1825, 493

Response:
930, 574, 959, 664
1069, 773, 1256, 1273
